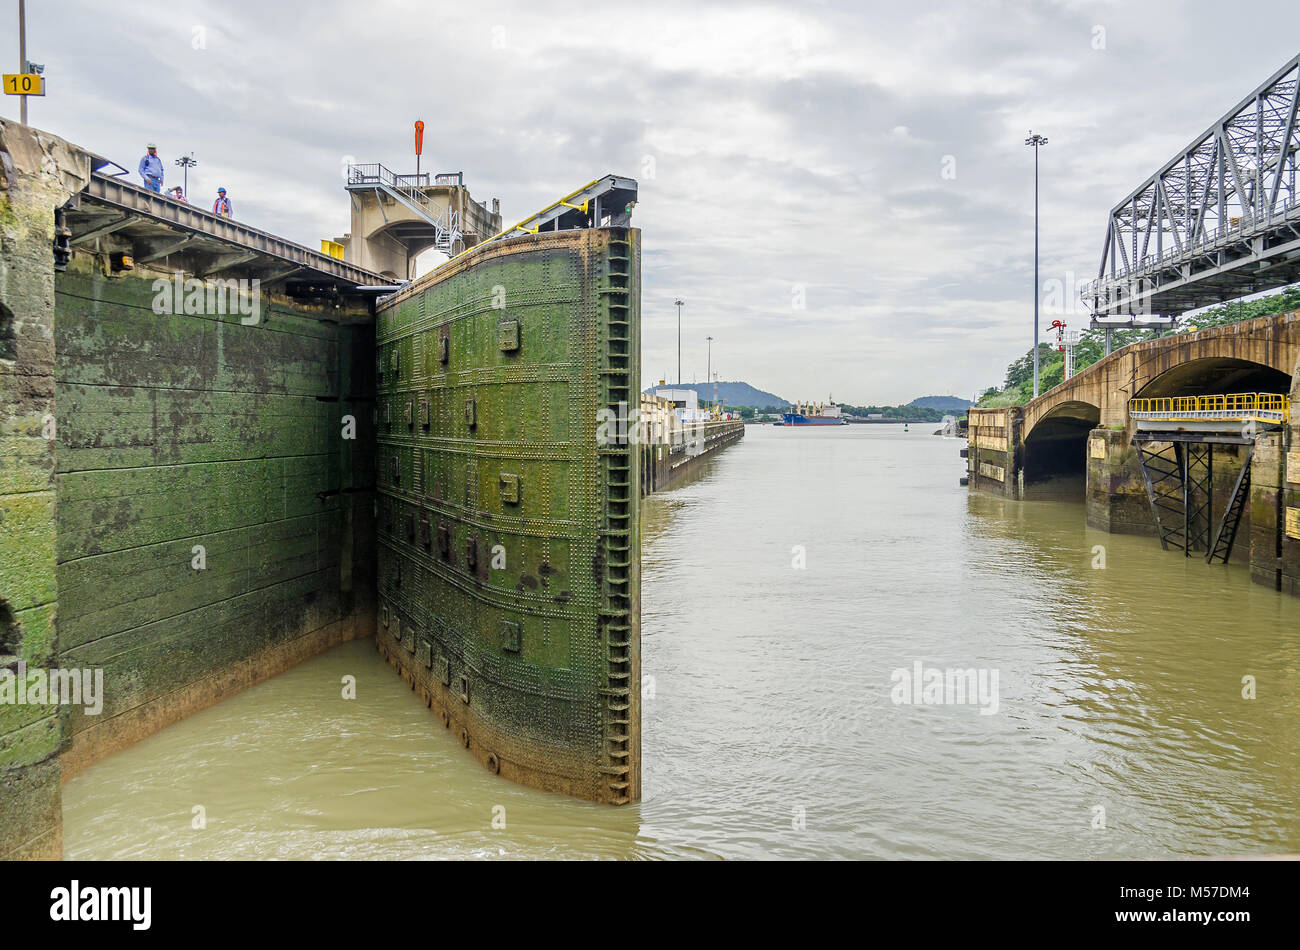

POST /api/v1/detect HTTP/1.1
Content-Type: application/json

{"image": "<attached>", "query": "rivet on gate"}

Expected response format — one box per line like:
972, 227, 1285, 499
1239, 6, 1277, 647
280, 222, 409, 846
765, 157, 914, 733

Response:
460, 728, 470, 748
486, 753, 500, 775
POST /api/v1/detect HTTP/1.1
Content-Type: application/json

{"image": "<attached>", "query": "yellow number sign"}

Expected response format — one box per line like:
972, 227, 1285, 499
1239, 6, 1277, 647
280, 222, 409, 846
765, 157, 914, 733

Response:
3, 74, 46, 96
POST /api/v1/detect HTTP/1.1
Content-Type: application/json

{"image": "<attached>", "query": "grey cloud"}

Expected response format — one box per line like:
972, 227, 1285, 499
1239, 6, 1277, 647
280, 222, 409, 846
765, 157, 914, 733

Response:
12, 0, 1299, 402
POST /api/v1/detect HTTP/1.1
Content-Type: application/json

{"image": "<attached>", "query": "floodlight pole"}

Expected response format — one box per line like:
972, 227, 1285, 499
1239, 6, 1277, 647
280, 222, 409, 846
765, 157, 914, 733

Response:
18, 0, 27, 125
1026, 131, 1048, 397
674, 298, 684, 386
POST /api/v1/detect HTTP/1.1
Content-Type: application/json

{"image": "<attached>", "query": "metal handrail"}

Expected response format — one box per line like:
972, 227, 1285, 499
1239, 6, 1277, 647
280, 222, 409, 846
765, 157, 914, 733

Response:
345, 162, 463, 250
1082, 196, 1300, 297
1129, 392, 1290, 422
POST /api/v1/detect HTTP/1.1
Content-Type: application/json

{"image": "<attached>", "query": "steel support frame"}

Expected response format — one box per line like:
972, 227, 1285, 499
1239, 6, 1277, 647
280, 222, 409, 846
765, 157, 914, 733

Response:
1183, 442, 1213, 556
1137, 442, 1186, 552
1135, 432, 1255, 563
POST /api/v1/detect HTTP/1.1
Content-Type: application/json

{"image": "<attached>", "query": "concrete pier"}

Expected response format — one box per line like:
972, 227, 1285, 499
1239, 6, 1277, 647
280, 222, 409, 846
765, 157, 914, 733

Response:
638, 393, 745, 496
966, 311, 1300, 597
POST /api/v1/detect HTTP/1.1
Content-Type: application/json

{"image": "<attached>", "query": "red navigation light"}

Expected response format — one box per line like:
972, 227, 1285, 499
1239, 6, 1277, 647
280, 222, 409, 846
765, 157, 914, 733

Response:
1050, 319, 1067, 352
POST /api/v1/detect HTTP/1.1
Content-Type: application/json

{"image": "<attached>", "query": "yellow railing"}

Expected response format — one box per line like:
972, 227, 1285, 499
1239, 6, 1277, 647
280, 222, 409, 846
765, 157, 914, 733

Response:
1128, 392, 1290, 422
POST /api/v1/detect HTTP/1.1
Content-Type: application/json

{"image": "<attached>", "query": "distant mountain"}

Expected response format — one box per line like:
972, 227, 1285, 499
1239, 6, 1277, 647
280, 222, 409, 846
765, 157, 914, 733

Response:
643, 380, 789, 408
907, 395, 972, 411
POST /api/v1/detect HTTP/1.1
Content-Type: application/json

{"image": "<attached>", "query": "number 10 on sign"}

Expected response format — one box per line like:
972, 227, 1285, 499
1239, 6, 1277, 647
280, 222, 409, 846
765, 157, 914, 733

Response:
3, 74, 45, 96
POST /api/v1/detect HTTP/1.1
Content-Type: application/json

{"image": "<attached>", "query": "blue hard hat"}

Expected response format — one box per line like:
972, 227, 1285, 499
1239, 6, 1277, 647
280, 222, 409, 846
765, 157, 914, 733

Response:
217, 187, 226, 193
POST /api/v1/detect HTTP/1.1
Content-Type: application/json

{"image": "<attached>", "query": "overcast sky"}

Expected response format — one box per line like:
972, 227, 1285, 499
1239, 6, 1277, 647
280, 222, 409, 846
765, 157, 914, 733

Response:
7, 0, 1299, 404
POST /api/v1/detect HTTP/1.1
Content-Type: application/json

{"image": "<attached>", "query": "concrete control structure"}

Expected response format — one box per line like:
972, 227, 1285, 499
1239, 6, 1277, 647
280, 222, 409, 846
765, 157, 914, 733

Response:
339, 164, 502, 280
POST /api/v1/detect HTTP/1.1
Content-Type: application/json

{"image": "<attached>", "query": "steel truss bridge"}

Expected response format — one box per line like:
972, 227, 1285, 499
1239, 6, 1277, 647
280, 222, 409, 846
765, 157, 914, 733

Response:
1085, 53, 1300, 322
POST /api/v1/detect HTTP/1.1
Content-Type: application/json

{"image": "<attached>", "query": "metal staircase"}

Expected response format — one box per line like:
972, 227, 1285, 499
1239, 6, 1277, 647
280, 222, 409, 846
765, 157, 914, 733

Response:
1129, 393, 1281, 566
1135, 437, 1255, 564
1206, 446, 1253, 564
346, 163, 462, 255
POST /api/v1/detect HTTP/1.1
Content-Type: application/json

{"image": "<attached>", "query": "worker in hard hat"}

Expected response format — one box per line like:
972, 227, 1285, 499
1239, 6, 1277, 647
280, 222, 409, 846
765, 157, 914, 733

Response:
138, 143, 164, 193
212, 187, 232, 218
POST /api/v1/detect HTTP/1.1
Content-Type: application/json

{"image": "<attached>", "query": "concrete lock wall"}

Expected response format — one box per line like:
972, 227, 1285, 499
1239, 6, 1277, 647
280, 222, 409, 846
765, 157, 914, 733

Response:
1085, 429, 1256, 537
639, 421, 745, 495
1084, 428, 1145, 533
0, 122, 90, 859
53, 263, 375, 779
637, 393, 745, 496
0, 119, 377, 858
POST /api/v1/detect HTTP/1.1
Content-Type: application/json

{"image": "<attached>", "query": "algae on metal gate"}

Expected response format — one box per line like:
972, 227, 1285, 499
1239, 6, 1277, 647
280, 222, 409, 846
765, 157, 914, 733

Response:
374, 227, 641, 804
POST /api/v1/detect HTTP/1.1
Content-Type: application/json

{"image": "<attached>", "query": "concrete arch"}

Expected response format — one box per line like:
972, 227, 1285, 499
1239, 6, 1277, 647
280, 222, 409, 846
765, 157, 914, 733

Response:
358, 220, 433, 281
361, 220, 447, 260
1022, 400, 1101, 493
1133, 356, 1291, 399
1033, 399, 1103, 426
359, 221, 460, 281
1013, 310, 1300, 436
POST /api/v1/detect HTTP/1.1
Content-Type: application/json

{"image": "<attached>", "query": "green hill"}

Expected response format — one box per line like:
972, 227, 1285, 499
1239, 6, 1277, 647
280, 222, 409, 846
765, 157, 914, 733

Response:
643, 381, 788, 409
908, 395, 972, 411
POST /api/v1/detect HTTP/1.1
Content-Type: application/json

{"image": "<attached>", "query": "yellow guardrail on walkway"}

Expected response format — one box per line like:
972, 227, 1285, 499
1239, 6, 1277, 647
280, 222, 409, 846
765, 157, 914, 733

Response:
1128, 392, 1290, 423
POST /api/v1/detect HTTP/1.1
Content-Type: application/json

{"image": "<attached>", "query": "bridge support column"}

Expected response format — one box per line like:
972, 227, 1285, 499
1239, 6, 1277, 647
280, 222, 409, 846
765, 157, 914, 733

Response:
1246, 364, 1300, 594
1249, 410, 1300, 595
1084, 427, 1157, 535
966, 407, 1023, 498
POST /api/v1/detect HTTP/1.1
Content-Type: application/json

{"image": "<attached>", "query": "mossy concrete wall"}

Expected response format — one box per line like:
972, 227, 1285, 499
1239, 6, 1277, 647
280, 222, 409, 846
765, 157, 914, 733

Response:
1, 118, 377, 859
0, 121, 90, 860
1284, 385, 1300, 594
53, 263, 376, 778
1254, 389, 1300, 595
1084, 428, 1154, 535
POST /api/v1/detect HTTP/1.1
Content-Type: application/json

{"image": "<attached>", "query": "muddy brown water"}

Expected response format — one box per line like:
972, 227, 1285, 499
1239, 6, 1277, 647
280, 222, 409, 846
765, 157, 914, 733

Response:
63, 425, 1300, 858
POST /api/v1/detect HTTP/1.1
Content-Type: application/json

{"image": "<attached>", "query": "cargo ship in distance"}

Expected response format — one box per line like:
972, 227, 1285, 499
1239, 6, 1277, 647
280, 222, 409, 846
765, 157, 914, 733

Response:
780, 400, 848, 426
